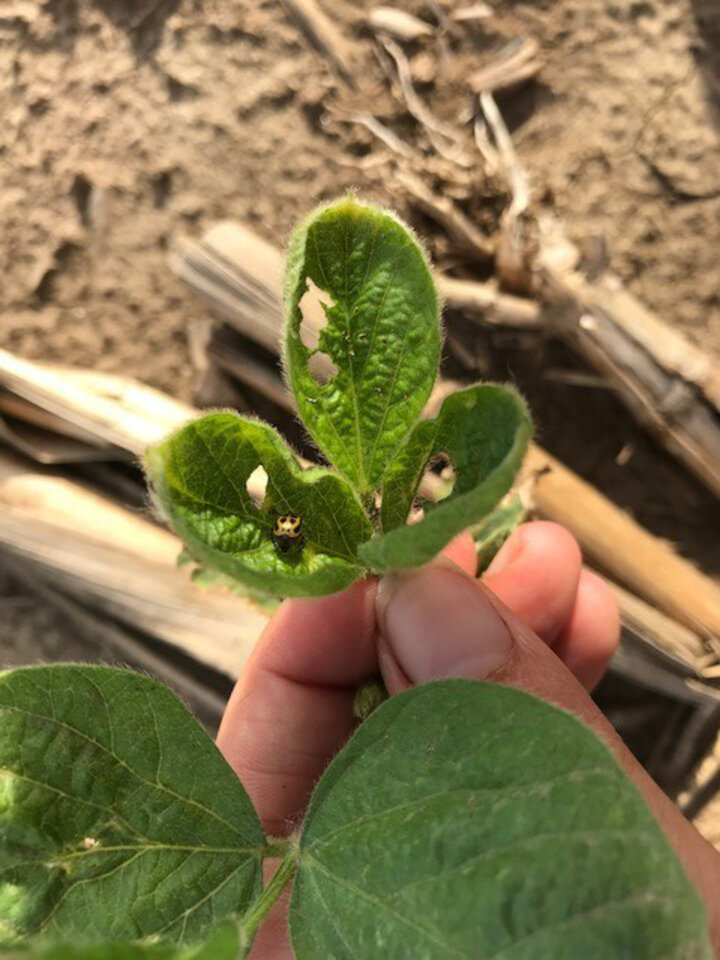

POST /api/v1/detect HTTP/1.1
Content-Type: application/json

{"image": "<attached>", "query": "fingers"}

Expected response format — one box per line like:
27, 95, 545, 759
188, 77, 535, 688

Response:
553, 569, 620, 690
216, 532, 483, 835
376, 562, 720, 942
216, 579, 378, 836
218, 521, 615, 837
376, 561, 618, 756
441, 531, 477, 576
483, 522, 618, 689
483, 521, 582, 644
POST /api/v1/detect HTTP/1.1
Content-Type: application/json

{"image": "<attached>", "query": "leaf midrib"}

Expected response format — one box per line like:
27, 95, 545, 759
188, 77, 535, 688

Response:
5, 842, 265, 871
311, 227, 366, 491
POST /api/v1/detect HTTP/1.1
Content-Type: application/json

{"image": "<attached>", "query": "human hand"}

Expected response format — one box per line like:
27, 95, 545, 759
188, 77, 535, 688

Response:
217, 521, 720, 957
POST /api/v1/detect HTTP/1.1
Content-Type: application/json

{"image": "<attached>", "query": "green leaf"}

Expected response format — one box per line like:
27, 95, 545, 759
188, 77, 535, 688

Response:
181, 551, 281, 615
0, 666, 265, 948
472, 493, 526, 574
359, 384, 532, 572
284, 196, 441, 494
146, 412, 372, 597
291, 681, 712, 959
6, 923, 240, 959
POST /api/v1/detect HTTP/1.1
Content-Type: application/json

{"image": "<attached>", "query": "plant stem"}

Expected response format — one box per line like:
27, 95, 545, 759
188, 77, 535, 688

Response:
262, 836, 293, 859
238, 851, 297, 952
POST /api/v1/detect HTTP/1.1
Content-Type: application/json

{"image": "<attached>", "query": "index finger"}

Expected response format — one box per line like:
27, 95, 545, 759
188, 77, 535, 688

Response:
216, 578, 378, 836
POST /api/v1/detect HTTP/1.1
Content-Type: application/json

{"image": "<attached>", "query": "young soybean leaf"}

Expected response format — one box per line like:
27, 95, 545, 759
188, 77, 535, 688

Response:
284, 196, 441, 494
360, 384, 532, 571
184, 556, 281, 615
146, 412, 371, 597
291, 681, 712, 959
472, 492, 526, 573
0, 666, 265, 948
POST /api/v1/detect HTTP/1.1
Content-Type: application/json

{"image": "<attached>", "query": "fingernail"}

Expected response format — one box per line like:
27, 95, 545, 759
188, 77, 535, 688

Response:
376, 564, 513, 684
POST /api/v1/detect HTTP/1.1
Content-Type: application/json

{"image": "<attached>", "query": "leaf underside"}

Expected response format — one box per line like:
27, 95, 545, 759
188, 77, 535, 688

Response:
472, 493, 526, 574
146, 412, 371, 597
360, 384, 532, 572
0, 666, 264, 948
284, 196, 441, 494
291, 681, 711, 960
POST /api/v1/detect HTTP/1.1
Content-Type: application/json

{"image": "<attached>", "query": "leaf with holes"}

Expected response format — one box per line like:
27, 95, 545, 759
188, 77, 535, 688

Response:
359, 384, 532, 572
146, 412, 372, 597
283, 195, 441, 494
290, 681, 712, 959
0, 665, 265, 949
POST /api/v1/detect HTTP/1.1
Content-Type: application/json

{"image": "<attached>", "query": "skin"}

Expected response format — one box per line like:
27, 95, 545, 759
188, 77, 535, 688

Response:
217, 521, 720, 957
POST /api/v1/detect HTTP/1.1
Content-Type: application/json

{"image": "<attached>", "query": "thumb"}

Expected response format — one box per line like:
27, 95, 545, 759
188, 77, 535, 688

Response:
378, 560, 611, 735
376, 561, 720, 949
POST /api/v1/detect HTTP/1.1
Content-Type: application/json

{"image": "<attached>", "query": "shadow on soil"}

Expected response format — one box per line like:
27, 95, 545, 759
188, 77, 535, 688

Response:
91, 0, 181, 61
691, 0, 720, 110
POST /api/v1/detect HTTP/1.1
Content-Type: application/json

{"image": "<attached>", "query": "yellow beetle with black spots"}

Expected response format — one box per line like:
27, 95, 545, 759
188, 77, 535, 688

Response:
272, 514, 306, 554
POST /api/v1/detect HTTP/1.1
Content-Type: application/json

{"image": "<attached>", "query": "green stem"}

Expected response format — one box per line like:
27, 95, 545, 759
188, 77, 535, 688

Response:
363, 491, 382, 533
262, 836, 293, 859
238, 851, 297, 952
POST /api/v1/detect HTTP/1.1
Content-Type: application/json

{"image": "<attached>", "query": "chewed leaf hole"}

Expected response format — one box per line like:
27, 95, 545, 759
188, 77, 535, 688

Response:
246, 464, 268, 506
308, 350, 339, 385
299, 278, 339, 385
436, 455, 456, 501
299, 277, 333, 352
413, 453, 455, 521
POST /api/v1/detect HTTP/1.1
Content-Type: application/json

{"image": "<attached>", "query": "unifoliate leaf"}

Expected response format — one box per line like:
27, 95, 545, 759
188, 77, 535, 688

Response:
291, 681, 712, 960
359, 384, 532, 571
9, 923, 240, 959
146, 412, 372, 597
0, 666, 265, 948
284, 196, 441, 494
472, 492, 526, 574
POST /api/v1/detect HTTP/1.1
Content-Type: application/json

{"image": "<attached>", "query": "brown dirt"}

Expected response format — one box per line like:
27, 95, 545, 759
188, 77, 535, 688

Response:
2, 1, 718, 395
512, 0, 720, 349
1, 0, 719, 827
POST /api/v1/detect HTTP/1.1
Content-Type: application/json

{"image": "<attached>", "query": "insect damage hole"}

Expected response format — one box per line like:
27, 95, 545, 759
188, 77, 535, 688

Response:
411, 453, 456, 522
299, 277, 338, 385
246, 465, 268, 506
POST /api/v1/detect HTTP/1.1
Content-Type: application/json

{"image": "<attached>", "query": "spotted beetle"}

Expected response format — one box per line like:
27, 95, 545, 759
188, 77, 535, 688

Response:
271, 514, 305, 554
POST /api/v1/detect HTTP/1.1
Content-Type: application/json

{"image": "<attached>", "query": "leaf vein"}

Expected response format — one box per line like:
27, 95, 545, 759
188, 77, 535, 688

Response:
306, 767, 618, 852
0, 704, 250, 842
